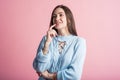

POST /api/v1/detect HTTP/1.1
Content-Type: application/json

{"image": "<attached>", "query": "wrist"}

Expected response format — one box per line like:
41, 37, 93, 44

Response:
52, 73, 57, 80
48, 73, 57, 80
42, 48, 48, 54
45, 40, 51, 45
42, 41, 50, 54
44, 41, 50, 48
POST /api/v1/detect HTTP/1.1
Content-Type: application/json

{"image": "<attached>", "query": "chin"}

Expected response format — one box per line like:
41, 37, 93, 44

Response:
56, 26, 63, 29
55, 24, 66, 29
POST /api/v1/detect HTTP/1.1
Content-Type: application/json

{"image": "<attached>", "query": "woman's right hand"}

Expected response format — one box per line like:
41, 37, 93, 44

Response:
42, 24, 57, 54
46, 24, 57, 44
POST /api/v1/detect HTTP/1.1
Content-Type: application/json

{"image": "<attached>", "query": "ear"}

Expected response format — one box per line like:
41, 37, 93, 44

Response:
67, 19, 71, 26
68, 19, 70, 24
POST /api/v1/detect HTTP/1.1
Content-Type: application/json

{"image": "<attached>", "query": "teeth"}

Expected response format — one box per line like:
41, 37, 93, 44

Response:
57, 22, 61, 24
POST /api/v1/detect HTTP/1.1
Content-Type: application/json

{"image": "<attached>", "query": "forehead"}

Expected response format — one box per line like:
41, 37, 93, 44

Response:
53, 8, 65, 14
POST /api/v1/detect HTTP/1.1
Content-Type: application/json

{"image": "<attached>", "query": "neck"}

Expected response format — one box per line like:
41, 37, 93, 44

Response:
57, 27, 70, 36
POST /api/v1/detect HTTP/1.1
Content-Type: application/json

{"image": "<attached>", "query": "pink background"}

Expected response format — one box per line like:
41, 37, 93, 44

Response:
0, 0, 120, 80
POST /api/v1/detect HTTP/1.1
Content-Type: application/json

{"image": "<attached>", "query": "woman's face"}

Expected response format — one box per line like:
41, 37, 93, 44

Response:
52, 8, 67, 30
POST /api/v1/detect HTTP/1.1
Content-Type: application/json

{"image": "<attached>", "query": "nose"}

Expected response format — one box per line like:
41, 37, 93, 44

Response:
55, 15, 60, 21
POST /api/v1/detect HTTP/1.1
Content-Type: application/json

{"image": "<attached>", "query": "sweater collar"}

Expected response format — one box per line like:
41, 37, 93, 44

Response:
54, 34, 74, 44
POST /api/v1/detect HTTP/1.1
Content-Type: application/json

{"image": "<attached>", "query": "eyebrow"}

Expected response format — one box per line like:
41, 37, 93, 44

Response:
53, 12, 64, 15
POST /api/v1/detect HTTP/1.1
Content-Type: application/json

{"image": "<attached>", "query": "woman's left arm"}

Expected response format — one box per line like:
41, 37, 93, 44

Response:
56, 38, 86, 80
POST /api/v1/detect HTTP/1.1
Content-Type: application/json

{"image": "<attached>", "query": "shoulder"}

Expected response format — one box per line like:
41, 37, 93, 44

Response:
72, 36, 86, 50
72, 36, 86, 53
41, 35, 47, 41
73, 35, 86, 44
38, 35, 47, 44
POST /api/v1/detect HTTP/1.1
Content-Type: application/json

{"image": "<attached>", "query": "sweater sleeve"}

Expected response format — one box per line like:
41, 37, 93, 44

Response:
33, 36, 52, 72
57, 38, 86, 80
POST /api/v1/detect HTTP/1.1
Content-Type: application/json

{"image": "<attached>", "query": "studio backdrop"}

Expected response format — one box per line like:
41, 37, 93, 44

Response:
0, 0, 120, 80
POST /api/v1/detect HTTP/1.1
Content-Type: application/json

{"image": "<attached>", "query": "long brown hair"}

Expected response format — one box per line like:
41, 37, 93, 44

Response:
49, 5, 78, 36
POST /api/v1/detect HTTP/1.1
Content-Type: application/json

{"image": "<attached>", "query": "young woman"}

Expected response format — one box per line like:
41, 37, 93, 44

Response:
33, 5, 86, 80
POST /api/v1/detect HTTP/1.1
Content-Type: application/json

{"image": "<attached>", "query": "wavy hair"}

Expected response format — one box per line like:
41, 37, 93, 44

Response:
49, 5, 78, 36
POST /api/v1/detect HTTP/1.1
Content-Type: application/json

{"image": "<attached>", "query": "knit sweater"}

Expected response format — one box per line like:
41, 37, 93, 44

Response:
33, 35, 86, 80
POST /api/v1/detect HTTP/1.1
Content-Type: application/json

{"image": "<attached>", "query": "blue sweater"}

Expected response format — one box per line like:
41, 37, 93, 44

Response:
33, 35, 86, 80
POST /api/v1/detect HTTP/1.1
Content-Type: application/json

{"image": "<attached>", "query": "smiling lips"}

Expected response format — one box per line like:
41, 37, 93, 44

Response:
55, 22, 62, 26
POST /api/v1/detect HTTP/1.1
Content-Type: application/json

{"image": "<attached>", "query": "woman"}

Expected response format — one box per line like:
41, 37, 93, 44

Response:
33, 5, 86, 80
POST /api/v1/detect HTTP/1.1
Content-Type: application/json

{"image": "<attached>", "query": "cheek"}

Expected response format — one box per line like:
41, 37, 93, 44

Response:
63, 19, 67, 25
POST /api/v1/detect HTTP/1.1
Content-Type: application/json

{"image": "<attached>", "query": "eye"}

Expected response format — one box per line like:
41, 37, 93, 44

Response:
60, 14, 64, 17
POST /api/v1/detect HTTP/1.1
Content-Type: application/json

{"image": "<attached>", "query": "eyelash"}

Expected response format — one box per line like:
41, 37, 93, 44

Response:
52, 14, 63, 18
60, 14, 63, 17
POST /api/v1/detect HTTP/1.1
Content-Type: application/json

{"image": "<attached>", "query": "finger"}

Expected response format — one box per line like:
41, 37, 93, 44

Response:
50, 30, 57, 37
50, 33, 56, 38
49, 24, 56, 30
52, 29, 58, 36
